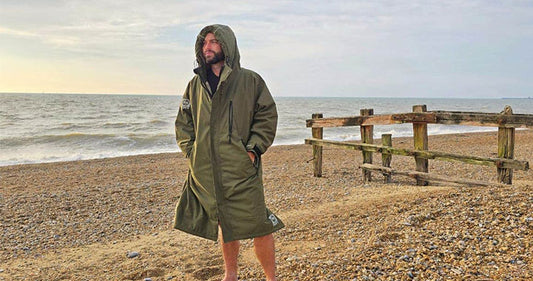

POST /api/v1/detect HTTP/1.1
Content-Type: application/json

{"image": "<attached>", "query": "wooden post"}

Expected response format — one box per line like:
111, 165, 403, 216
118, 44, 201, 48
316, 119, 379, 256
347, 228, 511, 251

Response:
360, 109, 374, 182
413, 105, 429, 186
312, 113, 324, 177
498, 106, 515, 184
381, 134, 392, 183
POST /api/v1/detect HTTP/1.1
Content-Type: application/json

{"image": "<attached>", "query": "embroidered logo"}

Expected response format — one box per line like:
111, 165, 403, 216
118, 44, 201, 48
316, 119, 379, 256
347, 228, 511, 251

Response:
268, 214, 279, 226
181, 99, 191, 110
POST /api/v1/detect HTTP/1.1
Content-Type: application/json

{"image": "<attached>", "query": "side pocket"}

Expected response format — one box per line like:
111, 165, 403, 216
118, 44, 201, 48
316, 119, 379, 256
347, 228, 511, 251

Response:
241, 140, 260, 175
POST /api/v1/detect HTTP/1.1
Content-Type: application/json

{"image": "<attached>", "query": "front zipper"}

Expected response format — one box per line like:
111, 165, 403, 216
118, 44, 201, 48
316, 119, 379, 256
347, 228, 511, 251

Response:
228, 100, 233, 144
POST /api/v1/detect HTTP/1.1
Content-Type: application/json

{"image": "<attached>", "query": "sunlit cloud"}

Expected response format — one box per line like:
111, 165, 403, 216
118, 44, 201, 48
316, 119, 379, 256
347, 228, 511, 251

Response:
1, 0, 532, 97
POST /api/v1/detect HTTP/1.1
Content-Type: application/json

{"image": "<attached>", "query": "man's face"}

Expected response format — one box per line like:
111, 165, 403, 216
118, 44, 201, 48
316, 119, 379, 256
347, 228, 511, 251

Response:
202, 33, 224, 65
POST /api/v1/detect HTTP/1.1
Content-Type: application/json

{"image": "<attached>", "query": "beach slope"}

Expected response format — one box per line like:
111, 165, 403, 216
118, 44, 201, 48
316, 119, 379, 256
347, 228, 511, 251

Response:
1, 131, 532, 280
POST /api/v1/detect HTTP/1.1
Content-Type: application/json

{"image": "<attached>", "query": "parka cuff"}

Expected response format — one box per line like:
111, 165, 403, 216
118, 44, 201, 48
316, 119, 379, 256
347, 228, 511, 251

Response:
246, 144, 262, 156
246, 145, 260, 168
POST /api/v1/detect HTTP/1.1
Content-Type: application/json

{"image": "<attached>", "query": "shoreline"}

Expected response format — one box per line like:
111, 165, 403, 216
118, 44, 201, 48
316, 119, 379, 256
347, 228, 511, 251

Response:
0, 129, 520, 169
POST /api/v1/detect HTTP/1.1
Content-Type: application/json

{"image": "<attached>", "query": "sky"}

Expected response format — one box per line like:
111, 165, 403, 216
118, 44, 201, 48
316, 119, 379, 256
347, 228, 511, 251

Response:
1, 0, 532, 98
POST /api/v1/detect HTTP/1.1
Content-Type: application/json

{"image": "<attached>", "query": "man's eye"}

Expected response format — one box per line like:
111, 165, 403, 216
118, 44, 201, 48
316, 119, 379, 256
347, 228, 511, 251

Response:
203, 40, 218, 45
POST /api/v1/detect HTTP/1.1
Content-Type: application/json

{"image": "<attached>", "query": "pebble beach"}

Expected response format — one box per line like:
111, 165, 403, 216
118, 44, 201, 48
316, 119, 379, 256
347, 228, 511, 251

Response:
1, 130, 532, 280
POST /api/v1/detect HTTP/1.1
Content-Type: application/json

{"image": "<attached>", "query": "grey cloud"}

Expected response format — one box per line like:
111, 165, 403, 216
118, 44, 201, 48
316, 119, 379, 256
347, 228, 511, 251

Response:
1, 0, 532, 96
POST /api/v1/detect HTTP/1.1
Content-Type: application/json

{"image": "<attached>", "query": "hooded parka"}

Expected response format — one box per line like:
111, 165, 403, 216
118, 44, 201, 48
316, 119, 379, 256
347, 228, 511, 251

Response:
174, 24, 284, 242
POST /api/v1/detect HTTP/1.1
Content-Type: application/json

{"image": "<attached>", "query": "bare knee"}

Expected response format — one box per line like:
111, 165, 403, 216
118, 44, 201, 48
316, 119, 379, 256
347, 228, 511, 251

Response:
254, 233, 274, 244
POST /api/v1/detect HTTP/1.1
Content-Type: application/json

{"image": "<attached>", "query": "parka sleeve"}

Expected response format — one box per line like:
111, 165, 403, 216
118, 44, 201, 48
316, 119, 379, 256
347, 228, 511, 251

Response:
175, 83, 195, 158
246, 78, 277, 155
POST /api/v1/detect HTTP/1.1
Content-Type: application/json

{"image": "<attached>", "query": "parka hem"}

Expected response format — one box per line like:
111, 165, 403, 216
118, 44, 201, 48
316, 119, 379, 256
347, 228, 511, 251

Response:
172, 221, 285, 243
173, 225, 218, 242
227, 222, 285, 242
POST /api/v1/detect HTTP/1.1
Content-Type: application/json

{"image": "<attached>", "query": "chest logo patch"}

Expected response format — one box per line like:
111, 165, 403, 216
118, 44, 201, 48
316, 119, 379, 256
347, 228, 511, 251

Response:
181, 99, 191, 110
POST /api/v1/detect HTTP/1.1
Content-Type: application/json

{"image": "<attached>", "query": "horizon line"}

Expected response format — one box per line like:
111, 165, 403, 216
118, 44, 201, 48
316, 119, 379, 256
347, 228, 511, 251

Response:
2, 92, 529, 99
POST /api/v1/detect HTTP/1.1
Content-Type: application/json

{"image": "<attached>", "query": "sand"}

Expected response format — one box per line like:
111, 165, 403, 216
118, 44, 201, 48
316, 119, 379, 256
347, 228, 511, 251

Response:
1, 131, 532, 280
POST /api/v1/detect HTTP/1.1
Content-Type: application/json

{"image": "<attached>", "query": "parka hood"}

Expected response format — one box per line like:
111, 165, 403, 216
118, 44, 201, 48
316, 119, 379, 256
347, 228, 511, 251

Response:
194, 24, 241, 74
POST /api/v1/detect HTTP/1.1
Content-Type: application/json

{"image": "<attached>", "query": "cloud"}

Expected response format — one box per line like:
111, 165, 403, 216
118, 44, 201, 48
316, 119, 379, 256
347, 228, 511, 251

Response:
1, 0, 532, 96
0, 26, 38, 38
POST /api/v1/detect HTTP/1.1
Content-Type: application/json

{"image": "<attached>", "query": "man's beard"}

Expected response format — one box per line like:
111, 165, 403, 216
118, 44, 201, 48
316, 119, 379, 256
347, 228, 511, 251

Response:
205, 50, 225, 65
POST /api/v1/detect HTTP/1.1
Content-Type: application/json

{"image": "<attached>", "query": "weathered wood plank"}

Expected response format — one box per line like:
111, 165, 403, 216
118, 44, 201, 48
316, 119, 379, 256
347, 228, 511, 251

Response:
360, 164, 506, 187
306, 111, 533, 128
432, 111, 533, 128
381, 134, 392, 183
306, 113, 437, 128
306, 116, 365, 128
413, 105, 429, 186
360, 109, 374, 182
304, 138, 529, 170
311, 113, 323, 177
497, 106, 515, 184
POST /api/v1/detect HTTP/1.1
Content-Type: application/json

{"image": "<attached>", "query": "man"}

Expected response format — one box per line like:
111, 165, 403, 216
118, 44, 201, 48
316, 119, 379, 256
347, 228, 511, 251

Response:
174, 24, 284, 281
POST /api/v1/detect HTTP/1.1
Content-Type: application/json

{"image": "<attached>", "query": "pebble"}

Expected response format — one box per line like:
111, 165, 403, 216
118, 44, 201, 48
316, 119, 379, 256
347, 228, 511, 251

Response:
2, 136, 533, 280
286, 256, 298, 262
127, 251, 139, 258
144, 278, 152, 281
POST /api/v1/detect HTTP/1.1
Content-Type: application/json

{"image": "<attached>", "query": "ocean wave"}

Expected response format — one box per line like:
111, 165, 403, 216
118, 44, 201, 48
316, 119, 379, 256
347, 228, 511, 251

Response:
0, 147, 181, 167
0, 132, 178, 166
101, 122, 139, 129
55, 123, 91, 130
1, 132, 175, 147
148, 119, 169, 126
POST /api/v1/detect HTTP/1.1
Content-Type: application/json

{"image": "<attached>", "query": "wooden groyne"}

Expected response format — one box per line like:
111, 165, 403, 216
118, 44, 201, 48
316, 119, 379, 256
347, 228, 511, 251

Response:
305, 105, 532, 186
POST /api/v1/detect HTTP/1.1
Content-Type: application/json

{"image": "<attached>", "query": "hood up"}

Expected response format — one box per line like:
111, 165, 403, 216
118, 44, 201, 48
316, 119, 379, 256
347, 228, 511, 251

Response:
194, 24, 241, 75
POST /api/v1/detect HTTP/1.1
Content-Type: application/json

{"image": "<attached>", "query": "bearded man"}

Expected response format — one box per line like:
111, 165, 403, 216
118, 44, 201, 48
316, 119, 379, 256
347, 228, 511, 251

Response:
174, 24, 284, 281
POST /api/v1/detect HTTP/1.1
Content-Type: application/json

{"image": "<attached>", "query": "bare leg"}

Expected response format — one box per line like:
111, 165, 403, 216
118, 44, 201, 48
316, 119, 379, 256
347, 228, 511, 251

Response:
253, 233, 277, 281
220, 227, 240, 281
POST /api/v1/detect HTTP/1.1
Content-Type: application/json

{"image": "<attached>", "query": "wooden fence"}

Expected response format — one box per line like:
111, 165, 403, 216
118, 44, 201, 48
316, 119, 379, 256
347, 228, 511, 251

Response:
305, 105, 532, 186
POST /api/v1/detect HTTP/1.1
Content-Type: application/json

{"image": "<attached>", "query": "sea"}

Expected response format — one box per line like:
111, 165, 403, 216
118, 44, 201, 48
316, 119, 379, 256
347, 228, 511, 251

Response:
1, 93, 532, 167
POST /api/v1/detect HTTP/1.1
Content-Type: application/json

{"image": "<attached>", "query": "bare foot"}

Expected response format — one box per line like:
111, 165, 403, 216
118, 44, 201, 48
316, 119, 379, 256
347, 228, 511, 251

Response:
222, 274, 238, 281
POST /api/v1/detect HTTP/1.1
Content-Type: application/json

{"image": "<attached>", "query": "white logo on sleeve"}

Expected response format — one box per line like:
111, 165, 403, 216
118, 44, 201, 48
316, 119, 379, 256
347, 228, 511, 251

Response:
182, 99, 191, 110
268, 214, 279, 226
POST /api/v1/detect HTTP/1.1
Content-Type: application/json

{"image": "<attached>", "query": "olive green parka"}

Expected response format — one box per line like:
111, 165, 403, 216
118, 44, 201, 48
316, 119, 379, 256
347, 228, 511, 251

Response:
173, 24, 284, 242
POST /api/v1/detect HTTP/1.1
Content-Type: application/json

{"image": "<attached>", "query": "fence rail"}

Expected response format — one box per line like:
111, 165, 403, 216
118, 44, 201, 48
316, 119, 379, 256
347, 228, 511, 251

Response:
305, 105, 532, 186
306, 111, 533, 128
304, 138, 529, 170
